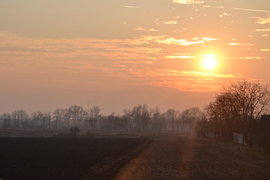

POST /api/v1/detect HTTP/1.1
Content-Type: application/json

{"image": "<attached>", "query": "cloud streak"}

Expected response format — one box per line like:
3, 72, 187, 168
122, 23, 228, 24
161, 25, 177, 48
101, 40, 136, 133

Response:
135, 27, 159, 32
123, 6, 141, 9
232, 8, 270, 13
173, 0, 204, 4
155, 37, 218, 46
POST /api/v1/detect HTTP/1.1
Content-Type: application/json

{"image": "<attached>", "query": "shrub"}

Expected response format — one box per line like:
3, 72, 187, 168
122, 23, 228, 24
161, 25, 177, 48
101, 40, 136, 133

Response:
69, 127, 80, 135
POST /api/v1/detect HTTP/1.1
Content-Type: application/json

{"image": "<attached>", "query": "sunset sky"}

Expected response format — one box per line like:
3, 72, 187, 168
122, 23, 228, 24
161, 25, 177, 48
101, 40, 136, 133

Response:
1, 0, 270, 115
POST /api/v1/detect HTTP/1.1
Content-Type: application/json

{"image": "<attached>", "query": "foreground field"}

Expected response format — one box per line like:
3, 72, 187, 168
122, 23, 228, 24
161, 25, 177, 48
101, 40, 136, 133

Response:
115, 135, 270, 180
0, 137, 149, 180
1, 134, 270, 180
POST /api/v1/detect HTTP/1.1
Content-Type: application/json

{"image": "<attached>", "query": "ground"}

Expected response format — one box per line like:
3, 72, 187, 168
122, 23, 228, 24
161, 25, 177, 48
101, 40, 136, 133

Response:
0, 137, 149, 180
1, 131, 270, 180
115, 134, 270, 180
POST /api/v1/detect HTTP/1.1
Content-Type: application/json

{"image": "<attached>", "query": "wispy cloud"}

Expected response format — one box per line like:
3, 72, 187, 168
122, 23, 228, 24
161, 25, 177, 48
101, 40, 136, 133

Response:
256, 28, 270, 32
228, 43, 253, 46
233, 8, 270, 13
257, 15, 270, 24
219, 12, 231, 17
135, 27, 159, 32
166, 53, 195, 59
146, 69, 242, 92
123, 6, 141, 9
155, 37, 218, 46
172, 0, 204, 4
202, 5, 224, 9
163, 20, 178, 25
261, 49, 270, 52
223, 56, 264, 60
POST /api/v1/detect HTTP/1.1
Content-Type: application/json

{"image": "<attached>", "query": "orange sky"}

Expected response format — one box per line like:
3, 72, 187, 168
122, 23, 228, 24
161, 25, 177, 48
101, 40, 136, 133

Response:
0, 0, 270, 114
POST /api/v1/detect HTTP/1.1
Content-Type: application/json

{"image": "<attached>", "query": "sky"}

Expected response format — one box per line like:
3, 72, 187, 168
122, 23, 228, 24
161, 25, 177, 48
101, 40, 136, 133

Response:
0, 0, 270, 115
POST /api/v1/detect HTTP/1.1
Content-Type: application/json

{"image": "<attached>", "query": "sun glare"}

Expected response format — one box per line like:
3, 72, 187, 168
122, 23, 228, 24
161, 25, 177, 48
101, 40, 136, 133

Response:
203, 55, 217, 69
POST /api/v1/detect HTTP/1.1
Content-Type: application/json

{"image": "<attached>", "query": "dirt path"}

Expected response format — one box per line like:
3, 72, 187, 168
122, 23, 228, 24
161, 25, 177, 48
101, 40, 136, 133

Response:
113, 135, 270, 180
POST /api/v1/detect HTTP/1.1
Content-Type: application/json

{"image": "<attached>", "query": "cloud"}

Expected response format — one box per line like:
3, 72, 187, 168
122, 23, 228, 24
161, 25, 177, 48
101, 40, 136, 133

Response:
166, 53, 195, 59
172, 0, 204, 4
257, 15, 270, 24
123, 6, 141, 9
109, 66, 244, 92
228, 43, 253, 46
163, 20, 178, 25
256, 28, 270, 32
145, 69, 242, 92
261, 49, 270, 52
233, 8, 270, 13
0, 32, 161, 61
219, 12, 231, 17
135, 27, 159, 32
0, 32, 261, 93
155, 37, 218, 46
223, 56, 264, 60
202, 5, 224, 9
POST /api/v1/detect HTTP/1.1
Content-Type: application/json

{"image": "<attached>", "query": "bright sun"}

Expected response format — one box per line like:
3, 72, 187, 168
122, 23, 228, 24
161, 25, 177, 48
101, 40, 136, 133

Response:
203, 56, 217, 69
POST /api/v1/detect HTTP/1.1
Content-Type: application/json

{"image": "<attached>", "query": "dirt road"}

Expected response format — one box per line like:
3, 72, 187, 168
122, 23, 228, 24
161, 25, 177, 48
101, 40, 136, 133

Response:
114, 135, 270, 180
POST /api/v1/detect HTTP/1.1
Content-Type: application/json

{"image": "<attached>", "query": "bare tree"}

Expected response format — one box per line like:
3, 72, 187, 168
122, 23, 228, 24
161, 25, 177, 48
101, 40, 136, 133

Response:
122, 109, 133, 131
85, 106, 101, 129
205, 80, 270, 146
68, 105, 86, 125
0, 113, 12, 129
11, 110, 29, 128
180, 107, 203, 131
165, 108, 179, 131
131, 104, 152, 131
150, 107, 166, 132
31, 111, 50, 129
52, 108, 66, 128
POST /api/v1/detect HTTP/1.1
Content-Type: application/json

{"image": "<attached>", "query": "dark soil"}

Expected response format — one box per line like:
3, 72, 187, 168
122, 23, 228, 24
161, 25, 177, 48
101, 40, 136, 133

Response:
0, 137, 149, 180
2, 134, 270, 180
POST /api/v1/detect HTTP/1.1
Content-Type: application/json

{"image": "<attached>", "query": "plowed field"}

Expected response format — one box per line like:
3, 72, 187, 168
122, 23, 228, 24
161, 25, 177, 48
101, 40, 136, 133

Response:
1, 134, 270, 180
115, 135, 270, 180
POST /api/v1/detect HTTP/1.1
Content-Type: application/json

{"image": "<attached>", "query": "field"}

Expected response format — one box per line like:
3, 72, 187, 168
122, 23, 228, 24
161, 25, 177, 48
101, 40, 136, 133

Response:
1, 131, 270, 180
115, 135, 270, 180
0, 137, 149, 180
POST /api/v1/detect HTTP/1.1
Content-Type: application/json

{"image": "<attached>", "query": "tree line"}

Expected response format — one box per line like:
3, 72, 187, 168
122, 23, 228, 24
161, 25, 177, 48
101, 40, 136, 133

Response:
0, 104, 204, 132
195, 80, 270, 148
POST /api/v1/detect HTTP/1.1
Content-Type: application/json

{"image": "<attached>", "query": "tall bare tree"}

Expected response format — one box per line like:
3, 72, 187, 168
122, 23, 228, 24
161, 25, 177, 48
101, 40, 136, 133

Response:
150, 107, 166, 132
68, 105, 86, 125
204, 80, 270, 146
165, 108, 179, 131
180, 107, 203, 131
11, 110, 29, 128
85, 106, 101, 129
131, 104, 152, 131
52, 108, 66, 128
0, 113, 12, 129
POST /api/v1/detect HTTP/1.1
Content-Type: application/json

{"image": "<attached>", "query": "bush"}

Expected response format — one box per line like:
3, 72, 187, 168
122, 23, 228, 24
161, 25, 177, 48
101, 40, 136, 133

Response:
69, 127, 80, 135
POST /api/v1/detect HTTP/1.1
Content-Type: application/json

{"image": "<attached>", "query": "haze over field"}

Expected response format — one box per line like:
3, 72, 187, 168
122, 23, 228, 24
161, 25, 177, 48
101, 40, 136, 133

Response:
1, 0, 270, 114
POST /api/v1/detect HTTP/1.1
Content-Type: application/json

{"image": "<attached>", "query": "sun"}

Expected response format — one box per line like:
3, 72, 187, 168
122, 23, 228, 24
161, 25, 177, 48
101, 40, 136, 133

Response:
203, 55, 217, 69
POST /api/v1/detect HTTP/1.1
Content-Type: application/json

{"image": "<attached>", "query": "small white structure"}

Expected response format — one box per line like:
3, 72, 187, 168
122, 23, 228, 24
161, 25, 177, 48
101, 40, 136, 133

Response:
233, 133, 244, 144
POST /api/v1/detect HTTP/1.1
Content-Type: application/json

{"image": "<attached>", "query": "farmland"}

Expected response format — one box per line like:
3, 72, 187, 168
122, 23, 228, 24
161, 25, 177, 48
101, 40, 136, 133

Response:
0, 137, 149, 180
1, 132, 270, 180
